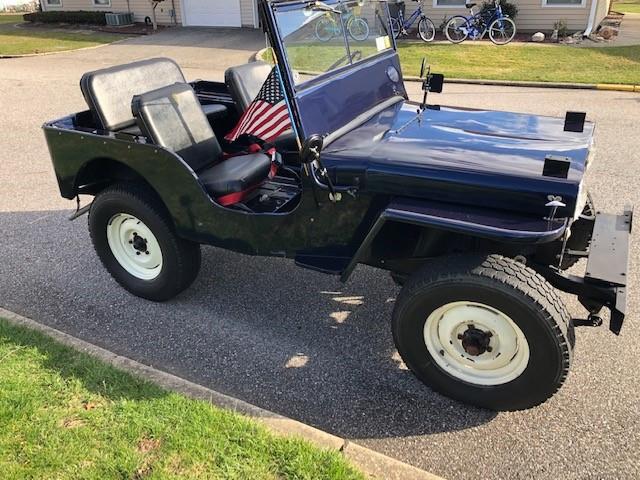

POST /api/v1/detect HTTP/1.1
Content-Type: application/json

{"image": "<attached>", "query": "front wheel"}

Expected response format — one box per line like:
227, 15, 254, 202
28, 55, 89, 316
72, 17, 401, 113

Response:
390, 17, 402, 39
392, 254, 573, 411
347, 17, 370, 41
488, 17, 516, 45
418, 17, 436, 42
444, 16, 470, 44
89, 183, 201, 302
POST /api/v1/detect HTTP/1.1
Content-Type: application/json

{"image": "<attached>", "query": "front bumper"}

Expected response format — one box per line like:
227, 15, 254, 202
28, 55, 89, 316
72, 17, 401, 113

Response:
538, 206, 633, 334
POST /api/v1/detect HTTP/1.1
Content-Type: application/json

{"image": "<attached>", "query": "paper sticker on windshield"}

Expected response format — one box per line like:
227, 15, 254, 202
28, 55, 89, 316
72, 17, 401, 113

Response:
376, 36, 391, 52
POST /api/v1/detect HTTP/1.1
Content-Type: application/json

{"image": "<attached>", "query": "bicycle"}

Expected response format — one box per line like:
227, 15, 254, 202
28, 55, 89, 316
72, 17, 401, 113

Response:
315, 7, 370, 42
444, 0, 516, 45
390, 0, 436, 43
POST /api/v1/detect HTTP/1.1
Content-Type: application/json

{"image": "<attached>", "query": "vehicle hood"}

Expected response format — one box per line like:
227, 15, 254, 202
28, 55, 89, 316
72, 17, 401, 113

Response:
322, 101, 595, 218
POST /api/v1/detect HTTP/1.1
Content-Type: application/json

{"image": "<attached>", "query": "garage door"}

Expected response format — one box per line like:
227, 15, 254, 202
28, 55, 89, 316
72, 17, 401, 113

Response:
183, 0, 242, 27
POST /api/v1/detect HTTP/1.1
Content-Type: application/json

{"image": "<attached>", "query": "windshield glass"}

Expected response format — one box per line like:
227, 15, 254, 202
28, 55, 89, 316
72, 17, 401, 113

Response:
273, 1, 393, 88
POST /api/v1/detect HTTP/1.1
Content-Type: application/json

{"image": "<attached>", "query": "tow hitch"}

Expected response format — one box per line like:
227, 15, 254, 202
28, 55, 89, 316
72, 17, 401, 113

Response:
537, 206, 633, 334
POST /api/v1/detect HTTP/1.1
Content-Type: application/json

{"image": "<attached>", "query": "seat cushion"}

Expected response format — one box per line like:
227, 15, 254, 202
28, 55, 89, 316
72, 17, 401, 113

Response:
132, 83, 222, 172
199, 153, 272, 198
81, 58, 186, 132
224, 61, 272, 114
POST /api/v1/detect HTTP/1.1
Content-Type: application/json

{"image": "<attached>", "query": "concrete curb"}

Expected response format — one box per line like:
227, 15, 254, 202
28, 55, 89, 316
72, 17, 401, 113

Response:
404, 76, 640, 92
0, 307, 444, 480
253, 49, 638, 93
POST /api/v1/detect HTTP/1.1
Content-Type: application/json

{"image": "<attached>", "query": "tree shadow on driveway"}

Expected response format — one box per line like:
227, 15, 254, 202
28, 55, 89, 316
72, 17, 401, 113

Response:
0, 209, 497, 441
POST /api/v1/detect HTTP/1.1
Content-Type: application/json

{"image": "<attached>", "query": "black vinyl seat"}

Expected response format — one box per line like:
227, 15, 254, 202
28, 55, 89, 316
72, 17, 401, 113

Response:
224, 61, 273, 115
80, 57, 227, 135
225, 62, 297, 150
132, 83, 272, 204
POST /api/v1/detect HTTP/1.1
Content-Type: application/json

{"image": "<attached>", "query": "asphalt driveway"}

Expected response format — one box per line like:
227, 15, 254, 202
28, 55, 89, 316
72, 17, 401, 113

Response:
1, 27, 639, 480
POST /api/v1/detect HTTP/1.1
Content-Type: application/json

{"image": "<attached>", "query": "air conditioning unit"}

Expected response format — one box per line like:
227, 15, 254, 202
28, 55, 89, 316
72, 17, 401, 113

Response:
105, 12, 134, 26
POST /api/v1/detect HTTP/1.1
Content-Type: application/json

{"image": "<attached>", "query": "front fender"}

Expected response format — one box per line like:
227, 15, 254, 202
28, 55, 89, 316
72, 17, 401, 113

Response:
340, 196, 567, 281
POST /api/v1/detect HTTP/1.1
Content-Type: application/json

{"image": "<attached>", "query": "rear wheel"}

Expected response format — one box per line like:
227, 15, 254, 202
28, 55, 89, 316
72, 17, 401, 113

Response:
418, 17, 436, 42
89, 183, 201, 302
445, 16, 470, 43
347, 17, 370, 41
392, 254, 573, 410
315, 18, 336, 42
488, 17, 516, 45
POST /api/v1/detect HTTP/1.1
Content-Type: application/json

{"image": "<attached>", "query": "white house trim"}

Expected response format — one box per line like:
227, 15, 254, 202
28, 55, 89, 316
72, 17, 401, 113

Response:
432, 0, 466, 8
541, 0, 587, 8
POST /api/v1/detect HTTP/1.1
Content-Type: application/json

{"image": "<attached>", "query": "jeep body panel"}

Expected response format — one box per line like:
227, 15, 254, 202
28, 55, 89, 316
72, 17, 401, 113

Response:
322, 101, 593, 219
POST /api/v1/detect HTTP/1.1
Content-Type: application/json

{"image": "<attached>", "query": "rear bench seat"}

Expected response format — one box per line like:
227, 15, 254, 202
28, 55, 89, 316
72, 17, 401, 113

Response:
80, 57, 227, 136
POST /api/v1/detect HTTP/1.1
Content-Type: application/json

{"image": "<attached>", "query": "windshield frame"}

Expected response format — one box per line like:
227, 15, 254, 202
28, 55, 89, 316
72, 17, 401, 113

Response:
269, 0, 397, 93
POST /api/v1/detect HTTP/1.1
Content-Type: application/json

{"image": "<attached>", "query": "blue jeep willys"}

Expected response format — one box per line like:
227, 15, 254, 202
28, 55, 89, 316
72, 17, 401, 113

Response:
43, 0, 632, 411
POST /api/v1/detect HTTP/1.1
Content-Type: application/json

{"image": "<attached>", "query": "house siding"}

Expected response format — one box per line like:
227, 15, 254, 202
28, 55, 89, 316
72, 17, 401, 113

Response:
398, 0, 594, 32
41, 0, 598, 31
42, 0, 257, 27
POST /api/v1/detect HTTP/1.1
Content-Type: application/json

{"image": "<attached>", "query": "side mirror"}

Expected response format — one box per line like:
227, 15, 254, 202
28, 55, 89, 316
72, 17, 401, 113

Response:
301, 134, 324, 164
425, 73, 444, 94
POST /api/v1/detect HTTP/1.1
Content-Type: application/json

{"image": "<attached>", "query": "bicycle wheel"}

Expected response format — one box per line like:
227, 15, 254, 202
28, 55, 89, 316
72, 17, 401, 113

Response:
347, 17, 370, 41
488, 17, 516, 45
418, 16, 436, 42
390, 17, 402, 39
315, 18, 336, 42
445, 16, 469, 44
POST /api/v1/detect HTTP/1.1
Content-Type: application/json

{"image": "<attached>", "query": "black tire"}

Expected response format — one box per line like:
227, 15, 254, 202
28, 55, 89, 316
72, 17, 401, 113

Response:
444, 16, 469, 44
392, 254, 573, 411
418, 17, 436, 43
88, 183, 201, 302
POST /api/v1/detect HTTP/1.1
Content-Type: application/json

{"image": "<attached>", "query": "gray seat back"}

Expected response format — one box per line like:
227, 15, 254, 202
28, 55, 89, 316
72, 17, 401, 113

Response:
132, 83, 222, 172
224, 61, 272, 114
80, 58, 185, 131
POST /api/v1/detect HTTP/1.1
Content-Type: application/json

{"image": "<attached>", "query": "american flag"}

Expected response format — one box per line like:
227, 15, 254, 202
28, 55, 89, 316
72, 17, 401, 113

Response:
225, 67, 293, 144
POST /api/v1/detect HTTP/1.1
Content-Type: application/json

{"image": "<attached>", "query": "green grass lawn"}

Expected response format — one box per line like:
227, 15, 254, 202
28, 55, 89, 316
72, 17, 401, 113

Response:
0, 13, 125, 56
0, 319, 364, 480
271, 41, 640, 85
612, 0, 640, 13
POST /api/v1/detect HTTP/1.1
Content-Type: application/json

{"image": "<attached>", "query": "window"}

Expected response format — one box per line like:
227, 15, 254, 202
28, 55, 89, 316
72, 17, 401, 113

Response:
433, 0, 466, 7
45, 0, 62, 6
543, 0, 585, 6
93, 0, 112, 6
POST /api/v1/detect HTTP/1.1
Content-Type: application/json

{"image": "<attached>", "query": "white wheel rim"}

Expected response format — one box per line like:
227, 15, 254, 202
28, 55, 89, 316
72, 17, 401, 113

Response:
106, 213, 163, 281
423, 301, 530, 386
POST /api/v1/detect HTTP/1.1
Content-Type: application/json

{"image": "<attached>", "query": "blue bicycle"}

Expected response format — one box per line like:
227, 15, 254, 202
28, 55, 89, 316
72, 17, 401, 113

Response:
390, 0, 436, 43
444, 0, 516, 45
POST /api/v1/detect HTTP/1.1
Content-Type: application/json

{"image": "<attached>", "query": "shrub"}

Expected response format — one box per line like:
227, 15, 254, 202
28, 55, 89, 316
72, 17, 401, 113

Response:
553, 19, 568, 38
23, 11, 109, 25
480, 0, 518, 20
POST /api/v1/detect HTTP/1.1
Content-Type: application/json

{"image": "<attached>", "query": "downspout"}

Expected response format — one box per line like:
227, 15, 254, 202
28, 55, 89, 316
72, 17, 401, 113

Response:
252, 0, 259, 28
584, 0, 599, 36
171, 0, 177, 24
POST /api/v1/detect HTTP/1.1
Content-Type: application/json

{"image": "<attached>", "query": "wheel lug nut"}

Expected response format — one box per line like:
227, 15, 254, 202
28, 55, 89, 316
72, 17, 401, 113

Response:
136, 252, 140, 256
145, 251, 150, 255
457, 334, 464, 340
128, 240, 133, 244
487, 347, 493, 352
